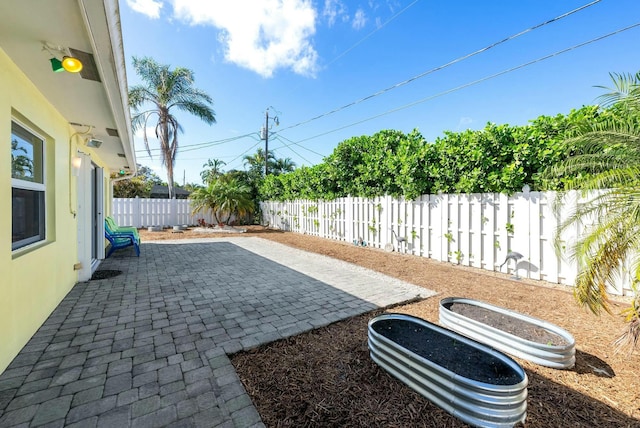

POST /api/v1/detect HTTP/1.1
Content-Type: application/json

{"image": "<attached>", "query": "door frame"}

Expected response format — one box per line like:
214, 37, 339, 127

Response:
76, 154, 105, 281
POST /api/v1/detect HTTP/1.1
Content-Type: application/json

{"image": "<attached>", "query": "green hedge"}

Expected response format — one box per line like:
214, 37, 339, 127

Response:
260, 105, 608, 201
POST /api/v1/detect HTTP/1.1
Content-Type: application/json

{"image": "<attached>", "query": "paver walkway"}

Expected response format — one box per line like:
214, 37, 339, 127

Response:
0, 237, 433, 427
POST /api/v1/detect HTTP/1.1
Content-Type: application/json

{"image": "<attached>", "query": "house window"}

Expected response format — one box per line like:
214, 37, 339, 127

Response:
11, 120, 45, 250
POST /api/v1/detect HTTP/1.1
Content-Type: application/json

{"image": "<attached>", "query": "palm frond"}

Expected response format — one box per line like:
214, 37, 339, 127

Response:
594, 71, 640, 108
547, 70, 640, 351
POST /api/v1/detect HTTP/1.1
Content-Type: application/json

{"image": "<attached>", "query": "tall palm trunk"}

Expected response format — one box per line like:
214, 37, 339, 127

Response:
166, 161, 175, 199
159, 110, 174, 199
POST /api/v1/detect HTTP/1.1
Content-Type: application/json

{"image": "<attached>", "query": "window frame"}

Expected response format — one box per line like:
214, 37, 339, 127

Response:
11, 119, 47, 251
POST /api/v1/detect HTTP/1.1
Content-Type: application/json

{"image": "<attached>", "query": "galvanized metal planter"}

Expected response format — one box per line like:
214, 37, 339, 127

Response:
439, 297, 576, 369
368, 313, 528, 428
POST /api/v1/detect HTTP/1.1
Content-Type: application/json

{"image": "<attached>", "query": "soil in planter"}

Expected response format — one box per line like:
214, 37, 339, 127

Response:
373, 318, 523, 385
447, 302, 569, 346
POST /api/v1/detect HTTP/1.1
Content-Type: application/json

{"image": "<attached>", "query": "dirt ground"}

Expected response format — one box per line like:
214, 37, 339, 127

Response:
139, 226, 640, 427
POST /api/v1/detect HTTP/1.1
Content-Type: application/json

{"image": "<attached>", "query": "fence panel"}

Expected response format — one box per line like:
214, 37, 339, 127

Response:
260, 190, 634, 297
113, 198, 221, 228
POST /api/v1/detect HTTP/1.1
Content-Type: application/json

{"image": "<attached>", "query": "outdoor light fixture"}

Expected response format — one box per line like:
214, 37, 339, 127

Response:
86, 138, 103, 148
62, 56, 83, 73
43, 43, 83, 73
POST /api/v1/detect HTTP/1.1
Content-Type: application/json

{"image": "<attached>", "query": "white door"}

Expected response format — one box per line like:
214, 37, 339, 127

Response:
76, 154, 104, 281
92, 165, 105, 264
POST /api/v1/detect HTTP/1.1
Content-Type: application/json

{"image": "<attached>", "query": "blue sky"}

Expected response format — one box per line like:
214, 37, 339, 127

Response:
120, 0, 640, 186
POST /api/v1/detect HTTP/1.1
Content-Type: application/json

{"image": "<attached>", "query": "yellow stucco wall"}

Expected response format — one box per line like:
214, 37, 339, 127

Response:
0, 48, 111, 373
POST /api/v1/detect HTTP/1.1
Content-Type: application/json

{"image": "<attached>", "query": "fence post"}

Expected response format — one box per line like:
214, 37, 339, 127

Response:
458, 194, 470, 266
470, 194, 482, 268
318, 200, 324, 236
134, 196, 141, 228
511, 187, 531, 278
528, 190, 542, 280
495, 193, 510, 271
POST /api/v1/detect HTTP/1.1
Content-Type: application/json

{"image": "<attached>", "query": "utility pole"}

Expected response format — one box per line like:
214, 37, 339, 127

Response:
264, 109, 269, 176
260, 107, 279, 176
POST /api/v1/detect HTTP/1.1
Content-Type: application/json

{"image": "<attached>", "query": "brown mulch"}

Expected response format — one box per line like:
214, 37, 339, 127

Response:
139, 226, 640, 427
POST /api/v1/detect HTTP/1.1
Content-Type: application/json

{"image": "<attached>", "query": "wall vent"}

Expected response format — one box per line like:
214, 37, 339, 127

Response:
69, 48, 101, 82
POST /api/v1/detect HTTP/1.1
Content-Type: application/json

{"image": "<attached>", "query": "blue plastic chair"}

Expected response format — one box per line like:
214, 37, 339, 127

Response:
105, 216, 140, 244
105, 229, 140, 258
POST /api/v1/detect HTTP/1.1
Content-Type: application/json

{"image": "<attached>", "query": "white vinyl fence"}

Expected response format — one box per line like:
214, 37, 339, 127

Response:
261, 189, 634, 297
112, 197, 229, 228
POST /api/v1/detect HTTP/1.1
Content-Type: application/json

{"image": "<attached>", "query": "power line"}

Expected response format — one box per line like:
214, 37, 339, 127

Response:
278, 1, 421, 101
278, 0, 603, 133
225, 141, 262, 169
270, 136, 314, 165
135, 132, 259, 154
324, 0, 421, 68
136, 154, 242, 161
285, 22, 640, 145
272, 134, 326, 157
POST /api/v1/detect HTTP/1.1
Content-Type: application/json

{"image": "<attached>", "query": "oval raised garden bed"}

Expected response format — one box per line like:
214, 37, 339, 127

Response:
439, 297, 576, 369
368, 313, 527, 428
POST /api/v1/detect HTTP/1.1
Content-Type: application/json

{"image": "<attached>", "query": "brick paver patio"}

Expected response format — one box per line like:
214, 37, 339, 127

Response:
0, 237, 432, 427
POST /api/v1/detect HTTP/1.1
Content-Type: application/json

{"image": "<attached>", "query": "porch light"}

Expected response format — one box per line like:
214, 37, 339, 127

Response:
43, 43, 83, 73
86, 138, 103, 148
62, 56, 83, 73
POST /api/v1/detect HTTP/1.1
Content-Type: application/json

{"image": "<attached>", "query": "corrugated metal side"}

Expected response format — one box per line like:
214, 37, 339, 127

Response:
439, 297, 575, 369
368, 313, 527, 428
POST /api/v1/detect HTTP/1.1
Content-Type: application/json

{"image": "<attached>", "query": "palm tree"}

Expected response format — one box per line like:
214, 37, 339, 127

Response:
129, 57, 216, 199
545, 71, 640, 351
243, 148, 276, 177
200, 158, 226, 185
190, 177, 254, 225
272, 157, 296, 174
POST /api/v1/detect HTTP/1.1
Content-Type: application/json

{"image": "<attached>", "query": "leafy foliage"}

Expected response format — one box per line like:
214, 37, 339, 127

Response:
11, 139, 33, 179
259, 106, 602, 201
201, 158, 226, 185
112, 176, 149, 198
190, 176, 254, 225
113, 165, 163, 198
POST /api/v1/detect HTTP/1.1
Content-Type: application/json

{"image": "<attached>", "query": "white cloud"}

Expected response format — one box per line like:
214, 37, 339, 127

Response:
170, 0, 318, 78
322, 0, 348, 27
126, 0, 163, 19
352, 8, 367, 30
385, 0, 401, 13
